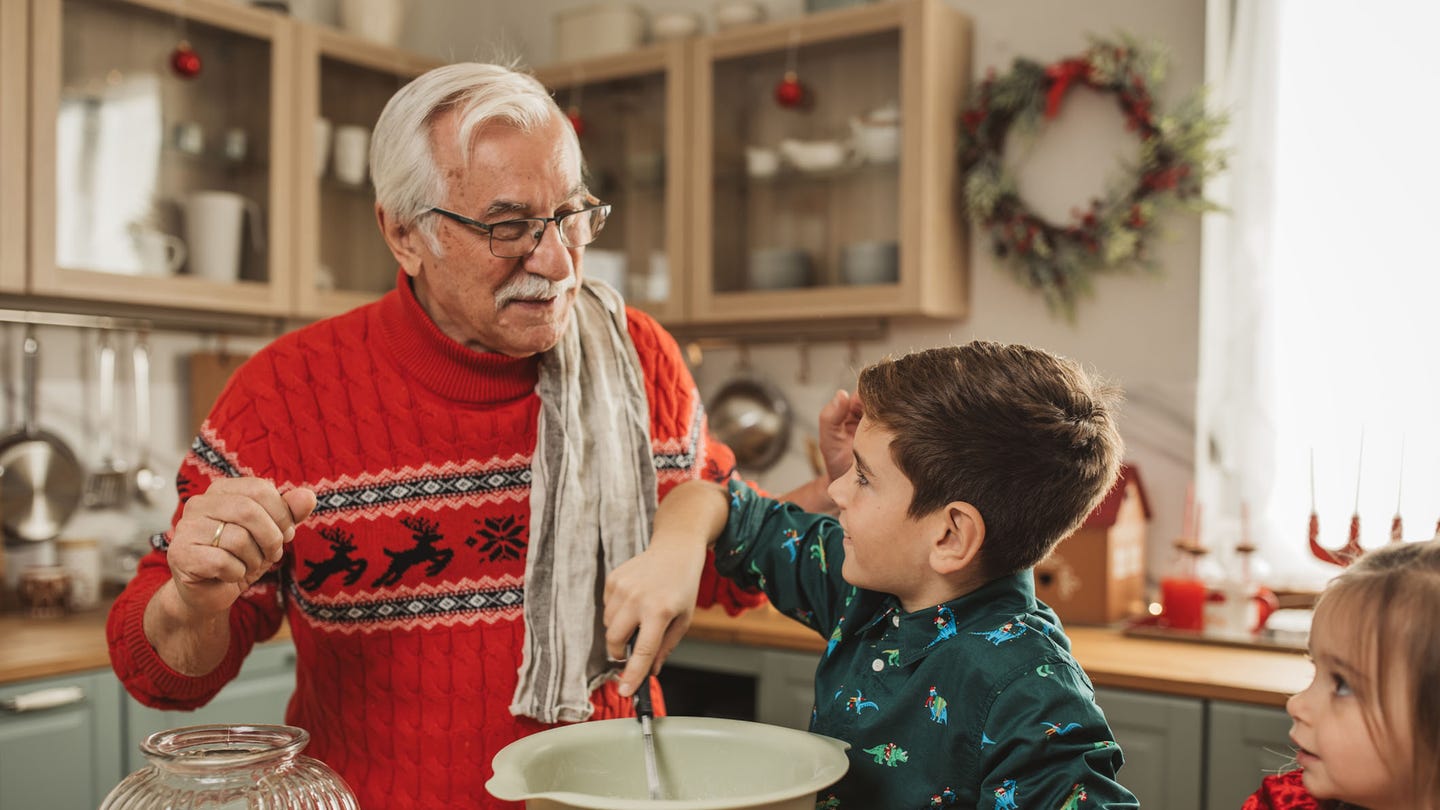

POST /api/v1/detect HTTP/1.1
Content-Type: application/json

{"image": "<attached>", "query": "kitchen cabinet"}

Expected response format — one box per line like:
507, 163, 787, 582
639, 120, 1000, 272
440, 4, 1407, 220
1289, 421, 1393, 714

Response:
534, 43, 690, 326
689, 0, 970, 325
28, 0, 297, 315
665, 638, 819, 730
0, 669, 124, 810
1095, 687, 1204, 810
1204, 701, 1294, 810
291, 23, 442, 319
0, 0, 29, 292
122, 639, 297, 772
532, 0, 971, 329
19, 0, 445, 321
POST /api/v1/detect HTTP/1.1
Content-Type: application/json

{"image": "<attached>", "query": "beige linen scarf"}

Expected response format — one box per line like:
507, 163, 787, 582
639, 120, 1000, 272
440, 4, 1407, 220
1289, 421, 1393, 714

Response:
510, 279, 657, 723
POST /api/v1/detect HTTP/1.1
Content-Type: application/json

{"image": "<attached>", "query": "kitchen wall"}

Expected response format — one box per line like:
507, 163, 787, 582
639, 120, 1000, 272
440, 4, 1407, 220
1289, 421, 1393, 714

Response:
398, 0, 1209, 587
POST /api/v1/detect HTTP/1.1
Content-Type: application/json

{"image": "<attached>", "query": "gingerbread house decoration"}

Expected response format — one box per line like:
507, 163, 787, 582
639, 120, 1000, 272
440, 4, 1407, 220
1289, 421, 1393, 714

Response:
1034, 464, 1150, 625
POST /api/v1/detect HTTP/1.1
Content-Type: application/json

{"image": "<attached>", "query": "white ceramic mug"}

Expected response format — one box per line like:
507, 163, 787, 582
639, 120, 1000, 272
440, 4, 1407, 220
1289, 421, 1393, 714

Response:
340, 0, 404, 46
333, 124, 371, 186
131, 228, 187, 276
314, 117, 333, 178
182, 191, 265, 283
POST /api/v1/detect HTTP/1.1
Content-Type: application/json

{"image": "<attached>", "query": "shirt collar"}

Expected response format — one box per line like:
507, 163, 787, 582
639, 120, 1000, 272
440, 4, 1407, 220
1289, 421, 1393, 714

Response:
858, 571, 1039, 667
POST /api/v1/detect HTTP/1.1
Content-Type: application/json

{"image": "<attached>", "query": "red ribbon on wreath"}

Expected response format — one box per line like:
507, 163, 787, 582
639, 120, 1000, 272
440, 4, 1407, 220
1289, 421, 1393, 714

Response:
1044, 58, 1091, 119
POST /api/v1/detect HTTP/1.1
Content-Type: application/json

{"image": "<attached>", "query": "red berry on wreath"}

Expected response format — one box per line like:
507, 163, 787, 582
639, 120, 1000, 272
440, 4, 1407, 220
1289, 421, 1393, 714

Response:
170, 41, 202, 79
774, 71, 807, 109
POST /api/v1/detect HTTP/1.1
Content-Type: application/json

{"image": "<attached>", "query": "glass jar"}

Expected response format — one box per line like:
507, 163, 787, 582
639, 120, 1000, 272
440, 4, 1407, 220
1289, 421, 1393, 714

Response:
101, 724, 358, 809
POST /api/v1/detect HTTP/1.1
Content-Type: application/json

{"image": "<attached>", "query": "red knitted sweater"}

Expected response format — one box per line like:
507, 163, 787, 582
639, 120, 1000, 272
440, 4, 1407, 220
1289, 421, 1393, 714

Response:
107, 275, 761, 809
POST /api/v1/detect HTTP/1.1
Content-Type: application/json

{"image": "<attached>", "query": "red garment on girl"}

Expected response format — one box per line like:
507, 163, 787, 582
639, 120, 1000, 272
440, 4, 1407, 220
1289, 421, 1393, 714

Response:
1243, 770, 1322, 810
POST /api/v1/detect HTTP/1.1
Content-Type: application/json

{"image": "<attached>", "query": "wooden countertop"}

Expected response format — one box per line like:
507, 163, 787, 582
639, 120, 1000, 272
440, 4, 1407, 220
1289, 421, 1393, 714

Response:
685, 604, 1312, 708
0, 603, 291, 686
3, 602, 1311, 708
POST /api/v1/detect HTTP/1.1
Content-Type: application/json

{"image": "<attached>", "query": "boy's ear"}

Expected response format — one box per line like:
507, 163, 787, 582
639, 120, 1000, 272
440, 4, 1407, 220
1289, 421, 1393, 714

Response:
931, 501, 984, 576
377, 204, 424, 277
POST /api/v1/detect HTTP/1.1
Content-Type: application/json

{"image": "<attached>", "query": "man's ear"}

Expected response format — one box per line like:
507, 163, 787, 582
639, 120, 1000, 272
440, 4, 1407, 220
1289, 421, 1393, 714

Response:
376, 204, 424, 277
931, 501, 984, 576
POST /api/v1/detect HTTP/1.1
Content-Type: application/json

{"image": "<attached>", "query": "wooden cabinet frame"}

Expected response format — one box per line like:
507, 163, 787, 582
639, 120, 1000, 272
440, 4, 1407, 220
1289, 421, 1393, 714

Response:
535, 41, 690, 326
689, 0, 971, 325
291, 23, 441, 319
0, 0, 29, 292
27, 0, 296, 315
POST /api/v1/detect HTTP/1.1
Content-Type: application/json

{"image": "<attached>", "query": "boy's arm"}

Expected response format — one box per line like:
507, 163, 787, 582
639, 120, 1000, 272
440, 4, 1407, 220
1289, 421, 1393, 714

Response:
977, 660, 1140, 809
605, 479, 730, 697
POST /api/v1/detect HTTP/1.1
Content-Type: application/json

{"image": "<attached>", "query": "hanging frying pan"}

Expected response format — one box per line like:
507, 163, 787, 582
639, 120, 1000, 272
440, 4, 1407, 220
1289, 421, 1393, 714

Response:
708, 371, 793, 472
0, 326, 84, 543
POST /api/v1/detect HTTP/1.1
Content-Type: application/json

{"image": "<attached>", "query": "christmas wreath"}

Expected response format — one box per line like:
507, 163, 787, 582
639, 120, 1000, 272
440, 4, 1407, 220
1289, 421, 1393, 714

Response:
959, 35, 1227, 317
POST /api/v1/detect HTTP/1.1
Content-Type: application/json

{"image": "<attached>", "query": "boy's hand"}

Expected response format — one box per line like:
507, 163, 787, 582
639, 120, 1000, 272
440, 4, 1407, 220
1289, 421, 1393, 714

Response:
819, 389, 862, 482
603, 534, 707, 698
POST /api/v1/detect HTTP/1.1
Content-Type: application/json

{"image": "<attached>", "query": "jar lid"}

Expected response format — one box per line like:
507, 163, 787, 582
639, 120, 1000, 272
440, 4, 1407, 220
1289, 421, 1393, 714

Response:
56, 537, 99, 548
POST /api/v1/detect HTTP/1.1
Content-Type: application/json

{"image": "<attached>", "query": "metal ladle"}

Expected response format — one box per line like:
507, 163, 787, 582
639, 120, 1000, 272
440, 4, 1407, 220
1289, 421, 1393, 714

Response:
131, 333, 166, 505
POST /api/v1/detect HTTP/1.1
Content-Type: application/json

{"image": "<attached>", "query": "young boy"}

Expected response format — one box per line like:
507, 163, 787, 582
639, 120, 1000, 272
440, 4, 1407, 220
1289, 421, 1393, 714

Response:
606, 341, 1138, 808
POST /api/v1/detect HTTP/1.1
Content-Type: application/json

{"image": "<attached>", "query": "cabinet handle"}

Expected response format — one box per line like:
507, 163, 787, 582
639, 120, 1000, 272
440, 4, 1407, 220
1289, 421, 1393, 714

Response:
0, 685, 86, 713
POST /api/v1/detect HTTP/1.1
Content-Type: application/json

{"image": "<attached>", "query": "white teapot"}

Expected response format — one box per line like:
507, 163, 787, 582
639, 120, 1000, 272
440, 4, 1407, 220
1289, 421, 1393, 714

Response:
849, 102, 901, 164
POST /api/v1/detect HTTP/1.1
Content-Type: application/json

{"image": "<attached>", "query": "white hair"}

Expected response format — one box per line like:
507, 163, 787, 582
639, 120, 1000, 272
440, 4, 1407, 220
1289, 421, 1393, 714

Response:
369, 62, 577, 255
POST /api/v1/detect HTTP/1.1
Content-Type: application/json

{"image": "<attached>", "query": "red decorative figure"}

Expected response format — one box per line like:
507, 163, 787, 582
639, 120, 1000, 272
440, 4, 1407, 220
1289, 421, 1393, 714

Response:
565, 106, 585, 138
170, 41, 202, 79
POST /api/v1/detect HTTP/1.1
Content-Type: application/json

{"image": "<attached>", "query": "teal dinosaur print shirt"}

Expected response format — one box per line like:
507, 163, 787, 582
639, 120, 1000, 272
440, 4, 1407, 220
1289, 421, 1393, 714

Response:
715, 481, 1139, 810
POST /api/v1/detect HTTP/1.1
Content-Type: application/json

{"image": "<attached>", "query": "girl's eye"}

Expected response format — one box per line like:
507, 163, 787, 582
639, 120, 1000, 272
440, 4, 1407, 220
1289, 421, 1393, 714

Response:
854, 470, 870, 487
1331, 674, 1352, 697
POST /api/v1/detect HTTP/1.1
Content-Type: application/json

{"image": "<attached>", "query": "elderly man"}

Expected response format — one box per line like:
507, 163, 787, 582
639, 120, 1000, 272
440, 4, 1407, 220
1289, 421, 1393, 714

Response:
108, 63, 840, 809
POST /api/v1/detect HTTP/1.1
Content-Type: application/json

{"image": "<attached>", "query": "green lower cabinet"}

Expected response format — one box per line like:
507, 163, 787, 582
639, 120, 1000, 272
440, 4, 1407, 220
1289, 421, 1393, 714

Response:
0, 670, 124, 810
122, 640, 297, 773
1205, 701, 1293, 810
1095, 687, 1204, 810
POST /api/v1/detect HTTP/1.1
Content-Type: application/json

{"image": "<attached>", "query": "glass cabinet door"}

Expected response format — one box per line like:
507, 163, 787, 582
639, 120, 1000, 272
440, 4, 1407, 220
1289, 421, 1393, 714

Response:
292, 24, 440, 319
692, 0, 969, 325
29, 0, 293, 315
536, 43, 688, 326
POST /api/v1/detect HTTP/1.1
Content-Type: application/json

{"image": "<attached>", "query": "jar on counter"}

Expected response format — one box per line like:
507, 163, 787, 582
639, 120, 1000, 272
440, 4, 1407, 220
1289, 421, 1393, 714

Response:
102, 724, 359, 809
56, 537, 102, 611
17, 565, 71, 618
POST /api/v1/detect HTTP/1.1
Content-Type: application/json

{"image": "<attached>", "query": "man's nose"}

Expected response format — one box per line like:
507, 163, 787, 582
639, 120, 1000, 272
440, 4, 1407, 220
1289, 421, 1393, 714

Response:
522, 221, 575, 282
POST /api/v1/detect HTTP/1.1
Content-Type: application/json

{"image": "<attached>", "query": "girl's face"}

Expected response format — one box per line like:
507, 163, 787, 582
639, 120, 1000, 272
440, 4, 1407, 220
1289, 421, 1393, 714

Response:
1287, 603, 1414, 808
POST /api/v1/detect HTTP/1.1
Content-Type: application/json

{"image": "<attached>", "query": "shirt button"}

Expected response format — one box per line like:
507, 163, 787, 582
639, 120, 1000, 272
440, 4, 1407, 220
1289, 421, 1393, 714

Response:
872, 658, 885, 672
891, 614, 901, 628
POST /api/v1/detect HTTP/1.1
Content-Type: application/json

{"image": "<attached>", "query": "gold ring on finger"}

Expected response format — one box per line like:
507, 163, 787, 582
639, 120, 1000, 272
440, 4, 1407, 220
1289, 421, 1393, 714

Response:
210, 521, 227, 547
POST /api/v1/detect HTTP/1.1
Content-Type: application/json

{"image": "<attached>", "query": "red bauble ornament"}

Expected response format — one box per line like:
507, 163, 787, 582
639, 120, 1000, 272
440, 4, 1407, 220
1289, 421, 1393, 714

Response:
170, 41, 202, 79
774, 71, 807, 109
566, 106, 585, 138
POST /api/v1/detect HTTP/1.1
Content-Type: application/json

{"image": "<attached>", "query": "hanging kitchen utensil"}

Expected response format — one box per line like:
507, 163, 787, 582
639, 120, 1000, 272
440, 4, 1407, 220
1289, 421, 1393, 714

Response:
83, 329, 130, 509
131, 332, 167, 505
707, 348, 792, 472
0, 327, 85, 543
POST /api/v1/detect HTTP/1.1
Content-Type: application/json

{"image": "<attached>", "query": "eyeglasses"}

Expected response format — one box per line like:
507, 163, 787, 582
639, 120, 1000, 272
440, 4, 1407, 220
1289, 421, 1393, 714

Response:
427, 203, 611, 258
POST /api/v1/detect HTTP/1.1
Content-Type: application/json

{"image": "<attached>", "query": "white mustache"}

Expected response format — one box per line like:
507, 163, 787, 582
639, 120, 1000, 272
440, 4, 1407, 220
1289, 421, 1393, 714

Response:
494, 273, 576, 308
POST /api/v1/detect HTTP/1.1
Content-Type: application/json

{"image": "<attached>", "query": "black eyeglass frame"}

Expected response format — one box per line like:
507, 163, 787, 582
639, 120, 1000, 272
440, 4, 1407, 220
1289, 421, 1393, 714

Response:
426, 203, 612, 258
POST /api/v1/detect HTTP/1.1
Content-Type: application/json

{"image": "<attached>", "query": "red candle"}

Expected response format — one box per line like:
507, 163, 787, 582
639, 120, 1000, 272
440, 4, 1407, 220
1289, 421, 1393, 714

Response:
1160, 576, 1206, 631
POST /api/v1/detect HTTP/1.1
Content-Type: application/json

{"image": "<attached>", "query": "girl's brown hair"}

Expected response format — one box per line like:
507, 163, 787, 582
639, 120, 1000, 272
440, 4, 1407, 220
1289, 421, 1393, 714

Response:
1312, 539, 1440, 809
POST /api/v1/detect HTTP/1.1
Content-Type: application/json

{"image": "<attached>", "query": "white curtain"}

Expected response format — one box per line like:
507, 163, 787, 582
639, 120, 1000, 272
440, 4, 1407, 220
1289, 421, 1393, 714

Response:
1199, 0, 1440, 589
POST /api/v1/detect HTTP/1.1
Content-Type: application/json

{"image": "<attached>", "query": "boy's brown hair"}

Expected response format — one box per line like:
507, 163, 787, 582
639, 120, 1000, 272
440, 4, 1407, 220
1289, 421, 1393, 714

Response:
856, 340, 1123, 579
1312, 539, 1440, 810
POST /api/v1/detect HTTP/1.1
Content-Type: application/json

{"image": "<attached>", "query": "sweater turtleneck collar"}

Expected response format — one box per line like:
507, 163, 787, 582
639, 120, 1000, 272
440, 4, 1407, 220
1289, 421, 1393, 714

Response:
375, 270, 540, 405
